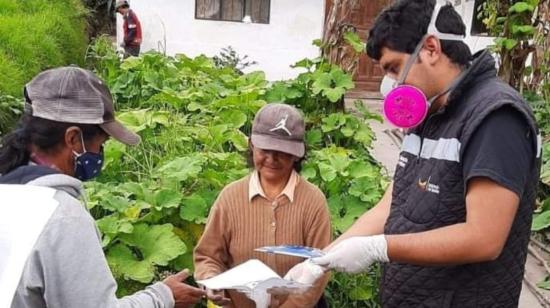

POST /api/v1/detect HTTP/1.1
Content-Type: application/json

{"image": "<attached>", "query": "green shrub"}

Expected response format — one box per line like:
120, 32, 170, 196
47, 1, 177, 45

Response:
86, 39, 386, 306
0, 51, 24, 97
0, 0, 88, 96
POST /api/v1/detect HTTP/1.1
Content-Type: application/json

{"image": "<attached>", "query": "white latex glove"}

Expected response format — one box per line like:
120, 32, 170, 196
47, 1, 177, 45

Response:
283, 259, 325, 285
311, 235, 389, 274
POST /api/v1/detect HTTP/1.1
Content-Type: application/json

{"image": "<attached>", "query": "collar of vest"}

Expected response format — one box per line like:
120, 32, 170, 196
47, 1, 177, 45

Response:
445, 50, 497, 111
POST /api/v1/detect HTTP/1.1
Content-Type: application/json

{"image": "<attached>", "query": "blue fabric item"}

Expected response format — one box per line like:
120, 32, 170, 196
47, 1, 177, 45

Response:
74, 150, 104, 181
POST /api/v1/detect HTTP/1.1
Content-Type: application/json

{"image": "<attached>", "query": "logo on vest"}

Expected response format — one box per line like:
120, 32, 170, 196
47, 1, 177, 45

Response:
417, 176, 440, 194
398, 155, 408, 168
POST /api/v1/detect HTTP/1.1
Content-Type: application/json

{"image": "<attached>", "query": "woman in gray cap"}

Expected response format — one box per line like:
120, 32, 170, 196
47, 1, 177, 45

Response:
0, 66, 205, 308
194, 103, 331, 308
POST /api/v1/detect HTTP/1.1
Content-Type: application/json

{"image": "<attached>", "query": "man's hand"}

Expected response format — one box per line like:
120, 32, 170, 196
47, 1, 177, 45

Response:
163, 269, 206, 308
312, 235, 389, 273
206, 289, 231, 307
283, 260, 325, 285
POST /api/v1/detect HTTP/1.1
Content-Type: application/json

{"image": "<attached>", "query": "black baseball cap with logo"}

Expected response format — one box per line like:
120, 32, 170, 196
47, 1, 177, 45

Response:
24, 66, 140, 146
250, 103, 305, 158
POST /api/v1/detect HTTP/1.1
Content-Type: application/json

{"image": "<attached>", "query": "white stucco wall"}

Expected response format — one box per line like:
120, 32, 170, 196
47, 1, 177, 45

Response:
118, 0, 325, 80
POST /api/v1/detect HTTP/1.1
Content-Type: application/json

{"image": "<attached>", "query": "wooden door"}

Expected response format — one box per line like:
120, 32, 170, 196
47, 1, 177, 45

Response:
325, 0, 392, 97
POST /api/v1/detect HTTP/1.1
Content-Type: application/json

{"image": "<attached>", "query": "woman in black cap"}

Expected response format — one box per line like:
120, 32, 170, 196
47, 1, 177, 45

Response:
194, 103, 330, 308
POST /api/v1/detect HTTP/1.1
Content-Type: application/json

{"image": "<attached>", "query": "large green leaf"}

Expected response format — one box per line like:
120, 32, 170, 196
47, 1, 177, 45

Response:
103, 140, 126, 169
343, 31, 365, 53
218, 109, 247, 128
354, 125, 375, 146
311, 73, 333, 95
228, 130, 249, 151
305, 129, 323, 147
96, 215, 134, 247
120, 182, 145, 199
348, 161, 373, 179
341, 123, 356, 137
180, 194, 209, 224
507, 39, 519, 50
241, 71, 267, 88
301, 164, 317, 181
508, 2, 535, 13
119, 224, 187, 267
121, 56, 143, 70
209, 124, 230, 146
107, 243, 155, 283
333, 196, 367, 232
102, 195, 131, 213
331, 69, 355, 90
154, 189, 182, 210
116, 109, 150, 132
265, 81, 305, 102
328, 153, 350, 175
157, 155, 205, 182
97, 215, 134, 236
324, 87, 347, 103
321, 113, 346, 132
318, 162, 338, 182
292, 58, 315, 69
265, 82, 288, 102
170, 252, 195, 272
512, 25, 535, 35
532, 211, 550, 231
350, 177, 381, 202
327, 195, 344, 222
537, 279, 550, 290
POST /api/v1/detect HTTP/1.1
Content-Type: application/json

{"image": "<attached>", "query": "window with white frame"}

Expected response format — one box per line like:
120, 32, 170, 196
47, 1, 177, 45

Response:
195, 0, 271, 24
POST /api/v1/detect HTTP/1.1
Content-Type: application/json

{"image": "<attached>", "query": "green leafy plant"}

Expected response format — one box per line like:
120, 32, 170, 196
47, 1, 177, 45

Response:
0, 0, 88, 96
326, 267, 381, 307
479, 0, 543, 88
501, 0, 550, 293
86, 39, 386, 306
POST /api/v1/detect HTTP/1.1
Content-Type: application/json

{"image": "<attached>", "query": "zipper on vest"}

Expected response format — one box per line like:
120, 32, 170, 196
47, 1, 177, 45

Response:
416, 106, 448, 163
417, 114, 437, 163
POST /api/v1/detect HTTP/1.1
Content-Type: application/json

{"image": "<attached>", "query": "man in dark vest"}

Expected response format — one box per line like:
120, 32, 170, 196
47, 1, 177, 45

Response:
286, 1, 541, 307
115, 0, 142, 58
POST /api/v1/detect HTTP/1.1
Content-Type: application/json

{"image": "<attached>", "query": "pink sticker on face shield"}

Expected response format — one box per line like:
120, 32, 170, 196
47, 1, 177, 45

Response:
382, 85, 429, 129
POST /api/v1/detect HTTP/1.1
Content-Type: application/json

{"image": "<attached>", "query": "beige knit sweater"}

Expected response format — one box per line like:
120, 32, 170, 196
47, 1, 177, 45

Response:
194, 174, 331, 308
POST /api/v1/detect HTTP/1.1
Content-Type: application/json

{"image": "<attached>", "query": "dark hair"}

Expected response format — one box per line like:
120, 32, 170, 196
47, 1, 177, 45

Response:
246, 144, 305, 173
0, 114, 103, 175
366, 0, 472, 66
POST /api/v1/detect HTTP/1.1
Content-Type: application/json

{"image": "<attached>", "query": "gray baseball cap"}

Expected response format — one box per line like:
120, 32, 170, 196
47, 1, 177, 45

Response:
251, 103, 305, 158
24, 66, 140, 146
